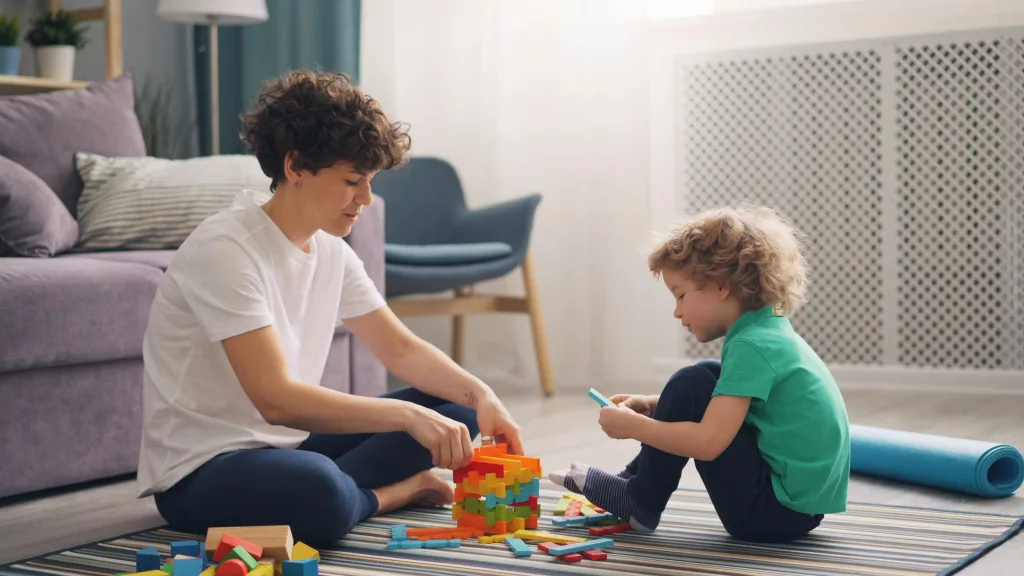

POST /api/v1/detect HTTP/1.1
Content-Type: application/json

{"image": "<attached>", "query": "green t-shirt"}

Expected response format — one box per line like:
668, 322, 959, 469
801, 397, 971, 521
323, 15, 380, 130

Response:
711, 306, 850, 515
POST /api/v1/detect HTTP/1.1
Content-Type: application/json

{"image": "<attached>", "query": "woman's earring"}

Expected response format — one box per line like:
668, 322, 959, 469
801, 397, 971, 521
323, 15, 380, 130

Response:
292, 181, 300, 187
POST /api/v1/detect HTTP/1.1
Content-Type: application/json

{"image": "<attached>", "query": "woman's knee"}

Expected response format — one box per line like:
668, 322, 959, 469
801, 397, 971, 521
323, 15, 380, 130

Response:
436, 403, 479, 438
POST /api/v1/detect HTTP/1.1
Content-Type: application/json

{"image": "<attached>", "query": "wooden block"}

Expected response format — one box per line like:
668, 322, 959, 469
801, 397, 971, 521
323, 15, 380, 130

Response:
124, 572, 167, 576
391, 525, 407, 541
399, 540, 423, 549
590, 523, 631, 536
290, 542, 319, 562
536, 543, 555, 554
447, 540, 461, 548
198, 567, 216, 576
171, 541, 201, 559
214, 559, 247, 576
424, 540, 448, 549
281, 558, 317, 576
385, 541, 399, 550
525, 516, 538, 529
172, 558, 202, 576
582, 549, 608, 560
137, 547, 162, 573
547, 538, 615, 556
214, 535, 263, 563
553, 496, 571, 516
513, 530, 587, 545
160, 562, 174, 575
564, 501, 583, 517
510, 518, 525, 533
249, 563, 273, 576
557, 553, 583, 563
223, 546, 259, 571
504, 537, 532, 557
206, 527, 290, 562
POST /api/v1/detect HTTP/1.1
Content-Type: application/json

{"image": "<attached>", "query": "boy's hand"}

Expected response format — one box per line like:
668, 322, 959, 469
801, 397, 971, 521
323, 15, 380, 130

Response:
598, 405, 649, 440
609, 394, 658, 417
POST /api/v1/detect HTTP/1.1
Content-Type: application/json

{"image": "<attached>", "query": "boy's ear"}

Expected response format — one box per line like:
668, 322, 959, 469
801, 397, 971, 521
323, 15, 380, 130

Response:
716, 283, 732, 300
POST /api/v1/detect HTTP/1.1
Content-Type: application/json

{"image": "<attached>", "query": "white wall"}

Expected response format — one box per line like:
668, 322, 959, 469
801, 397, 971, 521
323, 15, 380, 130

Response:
362, 0, 672, 392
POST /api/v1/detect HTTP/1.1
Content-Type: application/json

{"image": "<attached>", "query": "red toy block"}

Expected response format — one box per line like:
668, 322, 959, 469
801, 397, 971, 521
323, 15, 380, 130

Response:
582, 549, 608, 561
537, 543, 555, 554
454, 468, 468, 483
214, 535, 262, 562
564, 501, 583, 517
467, 460, 504, 477
558, 553, 583, 563
215, 559, 248, 576
529, 496, 539, 511
589, 523, 631, 536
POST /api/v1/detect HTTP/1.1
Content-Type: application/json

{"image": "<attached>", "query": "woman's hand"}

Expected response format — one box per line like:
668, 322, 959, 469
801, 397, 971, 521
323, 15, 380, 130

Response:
406, 405, 475, 470
608, 394, 659, 417
598, 405, 649, 440
475, 394, 525, 455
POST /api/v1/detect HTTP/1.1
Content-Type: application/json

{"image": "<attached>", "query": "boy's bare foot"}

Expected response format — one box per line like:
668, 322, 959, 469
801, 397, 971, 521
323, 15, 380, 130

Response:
372, 470, 455, 515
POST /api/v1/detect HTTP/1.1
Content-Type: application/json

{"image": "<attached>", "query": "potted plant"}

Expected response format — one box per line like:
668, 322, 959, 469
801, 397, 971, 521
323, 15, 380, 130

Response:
0, 12, 19, 76
26, 9, 88, 81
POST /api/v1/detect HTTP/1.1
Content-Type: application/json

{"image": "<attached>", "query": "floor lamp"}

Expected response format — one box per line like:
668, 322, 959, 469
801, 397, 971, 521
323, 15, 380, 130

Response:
157, 0, 268, 155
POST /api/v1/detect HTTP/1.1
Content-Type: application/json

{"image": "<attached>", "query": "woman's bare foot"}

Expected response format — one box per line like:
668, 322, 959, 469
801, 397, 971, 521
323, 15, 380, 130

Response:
372, 470, 455, 515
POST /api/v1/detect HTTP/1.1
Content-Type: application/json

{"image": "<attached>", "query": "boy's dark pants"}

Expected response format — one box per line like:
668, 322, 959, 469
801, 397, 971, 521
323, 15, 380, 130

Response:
623, 360, 823, 543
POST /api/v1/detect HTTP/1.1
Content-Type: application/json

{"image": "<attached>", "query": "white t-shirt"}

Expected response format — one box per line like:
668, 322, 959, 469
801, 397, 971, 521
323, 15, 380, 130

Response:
136, 189, 386, 497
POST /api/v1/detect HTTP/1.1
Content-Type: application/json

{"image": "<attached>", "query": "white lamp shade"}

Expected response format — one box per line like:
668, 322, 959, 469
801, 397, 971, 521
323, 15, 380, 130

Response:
157, 0, 268, 25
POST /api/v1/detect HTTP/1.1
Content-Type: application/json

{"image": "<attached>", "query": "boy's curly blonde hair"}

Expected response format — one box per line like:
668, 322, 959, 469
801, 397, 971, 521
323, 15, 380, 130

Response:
647, 205, 808, 316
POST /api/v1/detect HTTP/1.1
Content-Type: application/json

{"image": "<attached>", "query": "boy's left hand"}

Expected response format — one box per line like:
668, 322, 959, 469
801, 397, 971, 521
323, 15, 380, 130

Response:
598, 405, 648, 440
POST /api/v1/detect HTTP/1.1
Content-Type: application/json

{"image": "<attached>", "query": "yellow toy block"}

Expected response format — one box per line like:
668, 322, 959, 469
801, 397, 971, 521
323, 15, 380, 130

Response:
511, 517, 525, 532
517, 469, 535, 484
249, 565, 273, 576
513, 530, 588, 545
494, 481, 506, 499
479, 456, 522, 476
198, 567, 217, 576
124, 571, 167, 576
452, 504, 464, 520
291, 543, 319, 562
478, 533, 513, 544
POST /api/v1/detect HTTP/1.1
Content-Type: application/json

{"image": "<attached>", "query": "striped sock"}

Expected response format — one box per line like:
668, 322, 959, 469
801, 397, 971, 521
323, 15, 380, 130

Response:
578, 465, 660, 532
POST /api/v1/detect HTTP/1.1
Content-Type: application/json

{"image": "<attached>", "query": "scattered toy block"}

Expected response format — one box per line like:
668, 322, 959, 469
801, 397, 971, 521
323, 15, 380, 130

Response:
424, 540, 448, 549
198, 567, 216, 576
281, 558, 317, 576
214, 559, 247, 576
557, 553, 583, 563
582, 549, 608, 561
160, 562, 174, 575
137, 547, 162, 572
214, 535, 262, 563
223, 546, 259, 571
590, 523, 632, 536
290, 542, 319, 562
385, 541, 398, 550
447, 540, 461, 548
171, 541, 201, 559
547, 538, 615, 556
504, 537, 532, 557
398, 541, 423, 549
249, 564, 274, 576
390, 525, 407, 541
478, 533, 513, 544
124, 572, 166, 576
536, 543, 555, 554
588, 387, 614, 407
206, 527, 288, 562
172, 557, 202, 576
513, 530, 587, 545
564, 501, 583, 517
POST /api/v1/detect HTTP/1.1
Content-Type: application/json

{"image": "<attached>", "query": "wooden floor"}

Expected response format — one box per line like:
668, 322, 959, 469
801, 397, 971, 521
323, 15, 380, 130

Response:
2, 386, 1023, 574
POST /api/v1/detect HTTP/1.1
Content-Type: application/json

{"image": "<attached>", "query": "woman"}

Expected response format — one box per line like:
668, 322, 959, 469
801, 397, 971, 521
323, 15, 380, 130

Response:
136, 70, 523, 544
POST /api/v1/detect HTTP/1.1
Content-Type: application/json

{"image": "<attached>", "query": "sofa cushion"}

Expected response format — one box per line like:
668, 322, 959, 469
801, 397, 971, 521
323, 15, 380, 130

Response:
0, 155, 79, 257
0, 74, 146, 218
385, 242, 513, 266
57, 249, 176, 271
0, 258, 162, 372
73, 152, 271, 251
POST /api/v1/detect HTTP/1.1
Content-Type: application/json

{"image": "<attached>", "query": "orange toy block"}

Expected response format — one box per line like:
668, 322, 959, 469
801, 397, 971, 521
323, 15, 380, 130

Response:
214, 535, 263, 563
454, 486, 466, 502
525, 516, 538, 529
493, 520, 508, 534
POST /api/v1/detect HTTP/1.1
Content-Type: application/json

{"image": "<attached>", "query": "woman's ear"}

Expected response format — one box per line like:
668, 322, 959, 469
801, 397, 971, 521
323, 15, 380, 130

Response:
283, 152, 301, 186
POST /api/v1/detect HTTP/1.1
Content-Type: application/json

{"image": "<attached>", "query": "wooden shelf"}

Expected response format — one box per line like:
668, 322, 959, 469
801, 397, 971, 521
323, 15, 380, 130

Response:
0, 75, 90, 96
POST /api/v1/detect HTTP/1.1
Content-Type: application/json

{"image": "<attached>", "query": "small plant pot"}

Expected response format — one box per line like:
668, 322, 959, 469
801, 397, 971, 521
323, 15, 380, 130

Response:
0, 46, 20, 76
35, 45, 75, 81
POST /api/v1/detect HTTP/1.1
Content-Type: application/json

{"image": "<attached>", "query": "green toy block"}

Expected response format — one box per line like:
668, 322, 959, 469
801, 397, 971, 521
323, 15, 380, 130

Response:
223, 546, 259, 571
485, 510, 496, 526
161, 562, 174, 575
553, 497, 571, 516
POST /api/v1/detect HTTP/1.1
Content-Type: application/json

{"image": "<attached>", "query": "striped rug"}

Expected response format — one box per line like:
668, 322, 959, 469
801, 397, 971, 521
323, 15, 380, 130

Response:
2, 479, 1020, 576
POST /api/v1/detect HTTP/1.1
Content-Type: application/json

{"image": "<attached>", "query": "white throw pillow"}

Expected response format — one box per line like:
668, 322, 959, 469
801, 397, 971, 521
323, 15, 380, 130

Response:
73, 152, 273, 251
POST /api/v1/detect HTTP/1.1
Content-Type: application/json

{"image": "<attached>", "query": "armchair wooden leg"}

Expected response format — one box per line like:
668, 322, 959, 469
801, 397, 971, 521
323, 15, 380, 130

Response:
522, 252, 555, 396
452, 285, 473, 365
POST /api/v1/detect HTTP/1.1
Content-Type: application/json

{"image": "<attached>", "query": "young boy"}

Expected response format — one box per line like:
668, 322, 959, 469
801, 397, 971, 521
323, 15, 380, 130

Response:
550, 205, 850, 543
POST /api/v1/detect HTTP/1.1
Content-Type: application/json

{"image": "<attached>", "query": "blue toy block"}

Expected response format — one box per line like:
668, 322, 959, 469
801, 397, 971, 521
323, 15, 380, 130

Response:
588, 387, 614, 407
170, 541, 201, 559
585, 512, 620, 525
447, 540, 461, 548
198, 543, 212, 568
172, 557, 202, 576
505, 537, 532, 558
282, 558, 317, 576
425, 540, 448, 549
386, 541, 399, 550
137, 547, 162, 572
399, 540, 423, 549
521, 478, 540, 498
548, 538, 615, 556
551, 515, 590, 526
391, 525, 407, 541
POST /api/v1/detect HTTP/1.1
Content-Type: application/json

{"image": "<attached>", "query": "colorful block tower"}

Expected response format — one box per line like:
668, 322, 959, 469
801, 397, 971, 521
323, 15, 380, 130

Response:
452, 443, 542, 535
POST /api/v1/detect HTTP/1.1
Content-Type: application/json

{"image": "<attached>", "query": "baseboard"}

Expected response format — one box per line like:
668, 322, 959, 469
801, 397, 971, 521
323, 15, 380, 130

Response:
653, 357, 1024, 395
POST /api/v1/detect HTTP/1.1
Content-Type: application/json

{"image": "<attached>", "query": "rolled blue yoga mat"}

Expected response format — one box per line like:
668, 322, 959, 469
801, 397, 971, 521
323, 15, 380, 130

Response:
849, 424, 1024, 498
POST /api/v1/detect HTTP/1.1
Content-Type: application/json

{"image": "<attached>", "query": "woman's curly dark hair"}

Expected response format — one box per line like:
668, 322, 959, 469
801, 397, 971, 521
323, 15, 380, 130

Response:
240, 70, 411, 191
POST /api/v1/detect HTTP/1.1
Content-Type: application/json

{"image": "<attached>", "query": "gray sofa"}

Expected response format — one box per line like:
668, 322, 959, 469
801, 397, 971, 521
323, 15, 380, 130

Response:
0, 75, 387, 500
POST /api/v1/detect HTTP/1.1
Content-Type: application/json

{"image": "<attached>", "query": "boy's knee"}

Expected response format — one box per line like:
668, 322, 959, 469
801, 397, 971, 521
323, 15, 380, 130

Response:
665, 365, 718, 396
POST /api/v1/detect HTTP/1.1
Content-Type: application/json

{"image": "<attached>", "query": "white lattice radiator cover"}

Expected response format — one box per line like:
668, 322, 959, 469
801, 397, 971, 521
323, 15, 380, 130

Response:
673, 29, 1024, 378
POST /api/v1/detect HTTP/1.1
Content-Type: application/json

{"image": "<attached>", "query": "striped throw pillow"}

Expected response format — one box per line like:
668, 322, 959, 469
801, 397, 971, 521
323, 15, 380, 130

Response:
73, 152, 272, 251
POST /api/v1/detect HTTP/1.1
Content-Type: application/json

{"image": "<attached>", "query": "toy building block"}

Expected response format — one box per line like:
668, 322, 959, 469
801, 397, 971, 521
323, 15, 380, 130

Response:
172, 557, 202, 576
513, 530, 587, 545
214, 535, 263, 563
590, 523, 632, 536
281, 558, 317, 576
564, 501, 583, 517
558, 553, 583, 563
249, 564, 274, 576
223, 546, 259, 571
137, 547, 162, 572
536, 543, 555, 554
424, 540, 448, 549
390, 525, 407, 541
290, 543, 319, 562
160, 562, 174, 575
447, 540, 461, 548
214, 559, 247, 576
171, 541, 201, 559
547, 538, 615, 556
504, 537, 532, 558
123, 572, 167, 576
398, 541, 423, 549
478, 533, 513, 545
206, 526, 290, 562
453, 443, 542, 535
582, 549, 608, 561
588, 387, 614, 407
198, 567, 216, 576
385, 541, 399, 550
